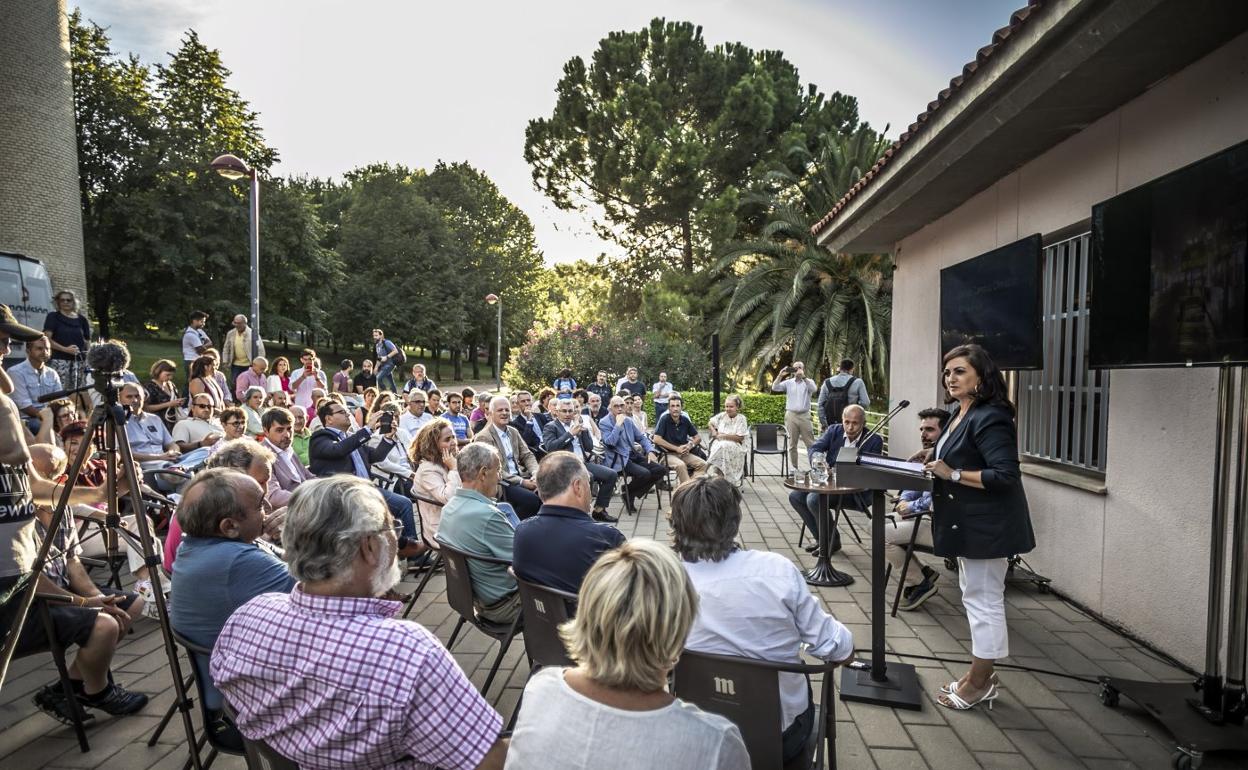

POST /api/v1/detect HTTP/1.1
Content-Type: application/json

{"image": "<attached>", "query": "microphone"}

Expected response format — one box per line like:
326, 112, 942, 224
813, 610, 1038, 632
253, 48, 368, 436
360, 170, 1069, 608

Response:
861, 400, 910, 450
38, 341, 133, 403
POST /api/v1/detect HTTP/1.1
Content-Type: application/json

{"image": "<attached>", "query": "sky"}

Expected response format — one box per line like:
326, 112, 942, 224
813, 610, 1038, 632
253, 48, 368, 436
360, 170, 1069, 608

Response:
73, 0, 1023, 265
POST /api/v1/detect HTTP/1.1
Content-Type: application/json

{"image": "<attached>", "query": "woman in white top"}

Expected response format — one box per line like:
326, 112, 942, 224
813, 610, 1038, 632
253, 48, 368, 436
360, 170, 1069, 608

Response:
240, 386, 266, 438
409, 418, 461, 545
627, 394, 649, 433
507, 538, 748, 770
671, 477, 854, 765
707, 395, 749, 488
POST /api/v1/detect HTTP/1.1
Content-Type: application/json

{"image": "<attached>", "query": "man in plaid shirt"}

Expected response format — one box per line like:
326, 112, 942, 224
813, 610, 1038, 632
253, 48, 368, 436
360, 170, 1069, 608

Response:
211, 476, 507, 769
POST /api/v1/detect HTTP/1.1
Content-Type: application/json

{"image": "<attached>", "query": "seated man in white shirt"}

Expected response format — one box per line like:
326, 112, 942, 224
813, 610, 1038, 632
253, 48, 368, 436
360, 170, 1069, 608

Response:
672, 476, 854, 764
172, 395, 224, 454
120, 383, 195, 490
399, 390, 434, 436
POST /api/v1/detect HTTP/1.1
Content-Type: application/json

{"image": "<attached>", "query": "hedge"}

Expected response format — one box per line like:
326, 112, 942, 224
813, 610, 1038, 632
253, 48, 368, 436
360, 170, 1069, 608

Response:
652, 391, 884, 435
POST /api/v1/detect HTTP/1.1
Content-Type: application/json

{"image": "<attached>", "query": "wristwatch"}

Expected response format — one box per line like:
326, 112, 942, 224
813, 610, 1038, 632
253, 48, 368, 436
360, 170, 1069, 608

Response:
950, 469, 963, 484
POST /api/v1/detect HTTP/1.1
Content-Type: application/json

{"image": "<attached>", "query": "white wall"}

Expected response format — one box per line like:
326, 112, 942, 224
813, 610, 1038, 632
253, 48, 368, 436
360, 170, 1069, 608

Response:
890, 30, 1248, 665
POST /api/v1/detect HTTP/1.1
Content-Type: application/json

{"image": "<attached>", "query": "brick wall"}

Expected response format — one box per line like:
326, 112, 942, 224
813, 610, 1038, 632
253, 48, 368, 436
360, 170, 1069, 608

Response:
0, 0, 88, 306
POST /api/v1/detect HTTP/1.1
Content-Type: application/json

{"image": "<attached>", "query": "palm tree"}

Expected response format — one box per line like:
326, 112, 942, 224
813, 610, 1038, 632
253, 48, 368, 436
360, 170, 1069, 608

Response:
717, 127, 892, 395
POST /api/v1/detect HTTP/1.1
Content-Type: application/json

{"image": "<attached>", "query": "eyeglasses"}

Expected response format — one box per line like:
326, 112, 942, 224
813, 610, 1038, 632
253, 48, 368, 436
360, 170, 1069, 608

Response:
378, 522, 403, 540
329, 409, 350, 417
192, 403, 212, 409
224, 420, 245, 427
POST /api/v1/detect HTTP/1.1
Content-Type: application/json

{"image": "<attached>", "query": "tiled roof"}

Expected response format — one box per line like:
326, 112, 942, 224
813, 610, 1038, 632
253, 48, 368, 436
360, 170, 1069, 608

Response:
811, 1, 1048, 239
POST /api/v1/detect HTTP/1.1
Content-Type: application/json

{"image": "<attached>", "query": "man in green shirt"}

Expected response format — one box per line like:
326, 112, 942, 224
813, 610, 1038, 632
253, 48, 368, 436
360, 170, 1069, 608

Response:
436, 442, 519, 623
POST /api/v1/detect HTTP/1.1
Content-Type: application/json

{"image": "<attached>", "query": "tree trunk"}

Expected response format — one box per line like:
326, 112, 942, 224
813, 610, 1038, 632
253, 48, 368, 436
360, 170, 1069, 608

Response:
452, 345, 463, 381
471, 342, 480, 380
432, 340, 442, 381
681, 214, 694, 274
95, 289, 112, 340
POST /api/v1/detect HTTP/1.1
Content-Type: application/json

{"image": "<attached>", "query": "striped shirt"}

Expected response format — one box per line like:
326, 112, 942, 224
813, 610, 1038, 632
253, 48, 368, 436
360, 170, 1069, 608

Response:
211, 584, 501, 770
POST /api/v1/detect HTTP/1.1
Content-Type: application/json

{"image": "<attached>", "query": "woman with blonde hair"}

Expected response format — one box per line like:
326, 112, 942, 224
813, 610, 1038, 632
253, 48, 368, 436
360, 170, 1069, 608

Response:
409, 418, 461, 544
507, 539, 749, 770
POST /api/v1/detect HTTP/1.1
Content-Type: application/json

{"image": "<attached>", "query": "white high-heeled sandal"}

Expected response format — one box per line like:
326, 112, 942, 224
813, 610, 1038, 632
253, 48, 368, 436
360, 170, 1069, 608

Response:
940, 672, 999, 695
938, 682, 999, 711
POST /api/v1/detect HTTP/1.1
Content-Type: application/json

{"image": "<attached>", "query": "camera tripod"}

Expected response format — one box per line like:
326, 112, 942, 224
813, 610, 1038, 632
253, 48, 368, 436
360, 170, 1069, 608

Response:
0, 380, 203, 769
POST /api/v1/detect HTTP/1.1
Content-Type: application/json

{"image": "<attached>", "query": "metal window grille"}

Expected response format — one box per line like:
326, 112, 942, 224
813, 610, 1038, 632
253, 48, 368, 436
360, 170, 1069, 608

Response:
1017, 233, 1109, 472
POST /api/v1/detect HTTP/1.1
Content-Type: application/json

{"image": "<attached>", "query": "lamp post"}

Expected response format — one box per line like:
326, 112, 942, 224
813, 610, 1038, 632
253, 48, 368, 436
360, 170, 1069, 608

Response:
485, 293, 502, 390
210, 153, 261, 359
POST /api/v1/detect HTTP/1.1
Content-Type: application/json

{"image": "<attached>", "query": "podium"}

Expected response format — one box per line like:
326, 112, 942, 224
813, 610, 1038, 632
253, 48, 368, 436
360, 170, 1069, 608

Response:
835, 446, 933, 710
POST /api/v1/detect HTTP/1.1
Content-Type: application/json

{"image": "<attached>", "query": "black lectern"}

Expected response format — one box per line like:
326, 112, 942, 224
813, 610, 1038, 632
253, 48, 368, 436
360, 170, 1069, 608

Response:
835, 446, 933, 710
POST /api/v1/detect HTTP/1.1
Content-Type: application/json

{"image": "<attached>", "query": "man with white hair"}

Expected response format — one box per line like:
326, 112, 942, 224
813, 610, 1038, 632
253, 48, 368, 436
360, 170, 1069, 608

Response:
223, 314, 265, 391
212, 476, 508, 770
788, 404, 883, 556
472, 395, 541, 519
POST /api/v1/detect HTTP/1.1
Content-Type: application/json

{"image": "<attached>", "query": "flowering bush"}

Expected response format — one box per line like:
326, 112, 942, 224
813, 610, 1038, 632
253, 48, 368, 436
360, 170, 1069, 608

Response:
503, 320, 711, 394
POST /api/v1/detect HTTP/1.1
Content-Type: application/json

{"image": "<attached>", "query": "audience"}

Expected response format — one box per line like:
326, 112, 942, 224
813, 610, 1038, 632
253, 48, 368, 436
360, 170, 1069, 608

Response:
410, 418, 461, 545
9, 335, 63, 434
35, 397, 78, 448
427, 388, 443, 416
400, 389, 434, 436
615, 366, 646, 399
583, 391, 607, 422
473, 395, 541, 519
353, 358, 377, 394
261, 407, 314, 508
308, 400, 424, 559
552, 368, 577, 396
652, 394, 707, 485
291, 348, 327, 411
541, 401, 618, 522
788, 404, 883, 556
586, 371, 613, 407
233, 356, 269, 403
770, 361, 819, 473
211, 476, 508, 770
203, 348, 235, 404
171, 394, 223, 455
42, 289, 92, 391
509, 390, 546, 459
240, 386, 266, 438
651, 371, 673, 419
599, 396, 666, 513
170, 468, 294, 729
817, 358, 871, 431
223, 314, 265, 389
267, 355, 292, 395
332, 359, 354, 394
291, 408, 311, 466
707, 395, 749, 488
886, 408, 949, 611
627, 394, 648, 433
673, 476, 854, 763
403, 363, 436, 393
369, 402, 417, 493
507, 539, 748, 770
371, 328, 401, 392
443, 390, 474, 446
142, 358, 184, 432
187, 354, 228, 411
431, 442, 520, 623
181, 310, 212, 381
120, 382, 193, 490
513, 452, 625, 594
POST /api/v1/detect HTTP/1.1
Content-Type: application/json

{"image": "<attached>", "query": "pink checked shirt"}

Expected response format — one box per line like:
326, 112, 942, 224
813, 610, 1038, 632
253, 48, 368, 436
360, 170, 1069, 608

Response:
211, 584, 502, 769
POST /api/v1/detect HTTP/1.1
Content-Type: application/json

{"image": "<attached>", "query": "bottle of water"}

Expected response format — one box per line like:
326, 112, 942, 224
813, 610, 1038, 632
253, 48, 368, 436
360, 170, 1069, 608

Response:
811, 451, 828, 485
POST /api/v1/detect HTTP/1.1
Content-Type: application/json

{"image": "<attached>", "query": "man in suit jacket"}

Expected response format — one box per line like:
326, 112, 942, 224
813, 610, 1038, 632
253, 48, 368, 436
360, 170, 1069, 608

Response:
260, 407, 314, 508
307, 400, 424, 558
789, 404, 884, 555
599, 396, 667, 513
473, 395, 541, 519
542, 399, 619, 522
509, 391, 546, 460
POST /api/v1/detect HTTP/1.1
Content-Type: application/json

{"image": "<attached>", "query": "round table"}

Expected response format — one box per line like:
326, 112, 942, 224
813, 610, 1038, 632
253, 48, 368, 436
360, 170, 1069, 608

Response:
784, 477, 864, 587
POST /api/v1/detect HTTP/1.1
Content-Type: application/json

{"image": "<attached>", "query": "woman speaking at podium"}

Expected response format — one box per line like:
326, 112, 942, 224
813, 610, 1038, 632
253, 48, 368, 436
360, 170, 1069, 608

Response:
924, 343, 1035, 711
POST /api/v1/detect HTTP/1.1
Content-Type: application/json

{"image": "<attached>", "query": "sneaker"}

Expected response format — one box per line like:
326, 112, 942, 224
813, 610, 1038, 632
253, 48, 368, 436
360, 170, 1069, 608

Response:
33, 683, 95, 726
77, 682, 149, 716
921, 564, 940, 585
899, 576, 939, 611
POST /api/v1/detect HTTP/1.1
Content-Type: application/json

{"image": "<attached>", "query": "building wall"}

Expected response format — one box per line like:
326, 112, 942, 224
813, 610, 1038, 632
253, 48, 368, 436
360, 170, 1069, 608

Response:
890, 30, 1248, 665
0, 0, 87, 301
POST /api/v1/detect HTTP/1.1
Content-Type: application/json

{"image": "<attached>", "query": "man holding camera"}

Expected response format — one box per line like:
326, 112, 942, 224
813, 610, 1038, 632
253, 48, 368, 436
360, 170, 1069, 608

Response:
308, 401, 425, 558
771, 361, 819, 472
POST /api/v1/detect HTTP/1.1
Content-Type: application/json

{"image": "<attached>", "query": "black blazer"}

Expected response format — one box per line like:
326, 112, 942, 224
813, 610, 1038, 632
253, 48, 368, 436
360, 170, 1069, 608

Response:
511, 415, 546, 458
931, 403, 1035, 559
541, 418, 594, 457
308, 427, 395, 478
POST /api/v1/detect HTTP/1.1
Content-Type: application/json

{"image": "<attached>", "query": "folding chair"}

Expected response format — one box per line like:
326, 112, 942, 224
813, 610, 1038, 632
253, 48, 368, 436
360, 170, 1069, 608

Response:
19, 593, 92, 753
434, 538, 524, 703
888, 510, 935, 617
401, 491, 445, 619
673, 649, 839, 770
509, 575, 578, 729
171, 630, 246, 770
751, 424, 788, 479
224, 702, 301, 770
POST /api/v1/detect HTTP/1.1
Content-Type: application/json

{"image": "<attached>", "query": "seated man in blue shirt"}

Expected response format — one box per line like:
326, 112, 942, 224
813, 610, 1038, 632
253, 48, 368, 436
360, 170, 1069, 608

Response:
169, 467, 295, 746
599, 396, 667, 514
514, 452, 625, 595
788, 404, 883, 556
651, 394, 707, 485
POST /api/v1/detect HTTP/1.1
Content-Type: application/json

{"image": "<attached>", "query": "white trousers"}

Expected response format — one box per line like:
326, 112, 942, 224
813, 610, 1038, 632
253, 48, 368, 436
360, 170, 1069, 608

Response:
958, 557, 1010, 660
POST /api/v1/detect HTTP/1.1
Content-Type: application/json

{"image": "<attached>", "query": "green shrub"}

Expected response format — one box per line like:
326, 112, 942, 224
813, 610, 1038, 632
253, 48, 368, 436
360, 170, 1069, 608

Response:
658, 391, 799, 429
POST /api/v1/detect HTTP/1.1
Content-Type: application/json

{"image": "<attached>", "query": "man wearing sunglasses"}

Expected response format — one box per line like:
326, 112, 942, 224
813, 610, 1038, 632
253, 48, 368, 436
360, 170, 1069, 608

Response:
308, 401, 426, 559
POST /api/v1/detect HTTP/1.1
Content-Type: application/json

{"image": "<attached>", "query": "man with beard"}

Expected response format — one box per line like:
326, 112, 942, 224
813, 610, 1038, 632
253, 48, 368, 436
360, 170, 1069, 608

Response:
886, 408, 950, 611
212, 476, 508, 770
261, 407, 314, 508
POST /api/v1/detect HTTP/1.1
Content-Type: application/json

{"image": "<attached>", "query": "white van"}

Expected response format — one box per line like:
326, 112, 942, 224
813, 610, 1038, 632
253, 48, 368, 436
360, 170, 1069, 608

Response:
0, 251, 55, 367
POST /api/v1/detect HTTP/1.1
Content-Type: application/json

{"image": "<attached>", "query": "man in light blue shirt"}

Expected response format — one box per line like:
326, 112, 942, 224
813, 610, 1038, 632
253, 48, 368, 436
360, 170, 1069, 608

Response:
770, 361, 818, 471
8, 335, 61, 434
436, 443, 520, 624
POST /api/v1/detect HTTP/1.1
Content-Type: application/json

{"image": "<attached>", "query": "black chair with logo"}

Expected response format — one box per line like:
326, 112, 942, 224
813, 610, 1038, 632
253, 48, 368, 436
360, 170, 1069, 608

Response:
750, 424, 789, 479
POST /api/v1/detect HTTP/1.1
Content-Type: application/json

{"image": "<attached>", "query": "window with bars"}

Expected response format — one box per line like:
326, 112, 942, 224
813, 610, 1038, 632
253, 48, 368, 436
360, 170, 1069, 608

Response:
1016, 232, 1110, 473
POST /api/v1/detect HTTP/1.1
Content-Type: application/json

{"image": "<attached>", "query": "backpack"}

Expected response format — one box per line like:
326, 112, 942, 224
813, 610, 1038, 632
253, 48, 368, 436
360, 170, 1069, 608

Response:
823, 376, 857, 426
391, 341, 407, 366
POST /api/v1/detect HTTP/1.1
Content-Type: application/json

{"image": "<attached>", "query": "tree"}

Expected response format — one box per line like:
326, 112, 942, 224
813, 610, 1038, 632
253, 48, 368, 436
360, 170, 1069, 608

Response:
525, 18, 860, 276
716, 127, 892, 395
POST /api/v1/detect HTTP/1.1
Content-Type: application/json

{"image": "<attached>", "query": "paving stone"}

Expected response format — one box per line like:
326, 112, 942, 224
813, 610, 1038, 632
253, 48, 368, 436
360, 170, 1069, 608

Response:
1029, 708, 1123, 760
907, 724, 977, 767
974, 750, 1036, 769
833, 721, 877, 770
844, 701, 914, 749
1002, 729, 1083, 770
868, 748, 929, 769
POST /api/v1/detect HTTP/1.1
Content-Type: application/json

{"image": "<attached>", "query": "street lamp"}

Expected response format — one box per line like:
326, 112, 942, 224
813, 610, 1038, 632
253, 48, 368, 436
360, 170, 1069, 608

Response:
210, 153, 261, 359
485, 293, 502, 390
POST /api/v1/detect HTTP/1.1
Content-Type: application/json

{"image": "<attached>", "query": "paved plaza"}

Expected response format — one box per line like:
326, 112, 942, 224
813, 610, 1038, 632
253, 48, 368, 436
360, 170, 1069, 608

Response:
0, 455, 1235, 769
